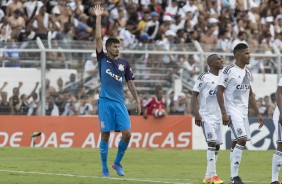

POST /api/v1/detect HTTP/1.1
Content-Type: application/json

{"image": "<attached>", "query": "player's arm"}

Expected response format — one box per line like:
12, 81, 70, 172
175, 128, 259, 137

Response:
276, 86, 282, 125
216, 85, 229, 126
127, 80, 141, 115
249, 86, 264, 128
93, 5, 103, 53
191, 91, 202, 126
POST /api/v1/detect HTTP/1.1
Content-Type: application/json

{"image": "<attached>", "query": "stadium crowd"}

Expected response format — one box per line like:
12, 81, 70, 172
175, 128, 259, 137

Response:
0, 0, 281, 117
0, 0, 281, 51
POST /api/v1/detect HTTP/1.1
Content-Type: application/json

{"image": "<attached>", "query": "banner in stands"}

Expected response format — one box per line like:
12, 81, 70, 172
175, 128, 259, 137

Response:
0, 116, 192, 149
192, 117, 276, 150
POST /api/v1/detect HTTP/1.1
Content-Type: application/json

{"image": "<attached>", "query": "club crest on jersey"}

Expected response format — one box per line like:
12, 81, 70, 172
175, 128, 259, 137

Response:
198, 82, 203, 89
207, 132, 213, 139
118, 64, 124, 71
100, 121, 105, 129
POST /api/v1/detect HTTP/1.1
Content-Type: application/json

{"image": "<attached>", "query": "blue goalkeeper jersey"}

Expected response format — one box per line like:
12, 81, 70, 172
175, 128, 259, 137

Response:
97, 49, 135, 103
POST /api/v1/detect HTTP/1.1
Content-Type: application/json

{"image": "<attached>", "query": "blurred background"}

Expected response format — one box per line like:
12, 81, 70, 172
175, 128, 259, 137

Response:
0, 0, 281, 117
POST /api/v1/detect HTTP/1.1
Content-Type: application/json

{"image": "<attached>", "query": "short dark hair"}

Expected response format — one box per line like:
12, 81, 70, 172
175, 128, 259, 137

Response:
233, 43, 248, 55
105, 37, 120, 49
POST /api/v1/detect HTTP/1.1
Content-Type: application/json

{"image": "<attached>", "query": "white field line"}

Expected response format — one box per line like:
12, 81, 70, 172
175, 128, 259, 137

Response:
0, 169, 192, 184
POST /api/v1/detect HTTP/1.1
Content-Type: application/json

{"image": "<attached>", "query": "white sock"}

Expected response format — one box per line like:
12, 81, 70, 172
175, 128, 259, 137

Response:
231, 144, 243, 178
205, 147, 216, 178
213, 150, 219, 176
230, 148, 233, 177
272, 151, 282, 182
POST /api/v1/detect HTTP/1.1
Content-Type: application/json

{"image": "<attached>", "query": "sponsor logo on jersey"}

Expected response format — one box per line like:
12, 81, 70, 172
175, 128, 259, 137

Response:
236, 84, 250, 90
118, 64, 124, 71
209, 90, 217, 96
106, 69, 123, 82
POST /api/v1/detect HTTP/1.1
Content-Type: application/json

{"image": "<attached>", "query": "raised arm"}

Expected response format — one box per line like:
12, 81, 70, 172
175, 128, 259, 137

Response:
127, 80, 141, 115
0, 82, 8, 93
27, 82, 39, 99
191, 91, 202, 126
93, 5, 104, 53
276, 86, 282, 125
216, 85, 229, 126
249, 87, 264, 128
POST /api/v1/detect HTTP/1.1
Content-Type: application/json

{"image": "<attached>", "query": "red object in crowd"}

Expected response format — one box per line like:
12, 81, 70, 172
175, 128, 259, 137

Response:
143, 97, 165, 115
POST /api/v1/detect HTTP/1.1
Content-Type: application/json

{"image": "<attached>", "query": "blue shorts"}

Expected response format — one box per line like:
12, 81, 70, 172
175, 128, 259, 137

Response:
98, 97, 131, 132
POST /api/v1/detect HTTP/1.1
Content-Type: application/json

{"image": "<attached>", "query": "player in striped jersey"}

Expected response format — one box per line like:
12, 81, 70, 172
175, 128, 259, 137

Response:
93, 5, 141, 177
216, 43, 264, 184
191, 54, 224, 184
271, 77, 282, 184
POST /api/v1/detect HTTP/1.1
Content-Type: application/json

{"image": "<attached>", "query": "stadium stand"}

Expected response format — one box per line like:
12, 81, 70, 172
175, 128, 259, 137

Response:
0, 0, 281, 116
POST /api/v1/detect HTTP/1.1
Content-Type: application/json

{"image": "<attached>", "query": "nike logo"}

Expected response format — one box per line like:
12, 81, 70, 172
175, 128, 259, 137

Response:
106, 60, 111, 63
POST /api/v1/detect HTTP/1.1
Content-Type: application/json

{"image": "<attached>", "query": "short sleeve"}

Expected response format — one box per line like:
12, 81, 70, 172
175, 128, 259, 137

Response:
218, 70, 230, 88
124, 62, 135, 82
193, 78, 205, 92
96, 49, 106, 62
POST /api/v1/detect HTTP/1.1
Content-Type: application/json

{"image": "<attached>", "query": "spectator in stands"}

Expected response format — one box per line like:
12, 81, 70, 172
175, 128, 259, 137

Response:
145, 11, 159, 40
23, 0, 44, 21
143, 87, 166, 119
53, 2, 73, 33
6, 0, 23, 17
118, 19, 138, 49
0, 19, 11, 42
182, 54, 200, 81
108, 8, 126, 37
16, 82, 39, 115
157, 30, 177, 67
65, 73, 81, 98
249, 57, 266, 82
83, 52, 99, 94
200, 22, 218, 51
28, 6, 53, 40
2, 39, 20, 67
217, 30, 232, 52
137, 10, 150, 35
44, 95, 59, 116
73, 13, 93, 40
0, 81, 9, 115
40, 78, 56, 98
170, 14, 185, 33
166, 90, 176, 115
264, 95, 275, 117
8, 9, 25, 39
274, 32, 282, 51
231, 31, 247, 51
55, 77, 65, 95
71, 94, 94, 115
9, 81, 22, 115
173, 92, 190, 115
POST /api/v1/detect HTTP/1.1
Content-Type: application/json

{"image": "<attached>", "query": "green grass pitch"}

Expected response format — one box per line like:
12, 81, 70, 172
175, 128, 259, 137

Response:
0, 148, 275, 184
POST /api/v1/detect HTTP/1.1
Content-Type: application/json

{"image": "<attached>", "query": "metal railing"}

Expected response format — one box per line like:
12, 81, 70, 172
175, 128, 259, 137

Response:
0, 38, 280, 115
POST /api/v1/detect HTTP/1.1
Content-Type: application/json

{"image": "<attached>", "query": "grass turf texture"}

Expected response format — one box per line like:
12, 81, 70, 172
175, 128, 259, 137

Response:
0, 148, 274, 184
